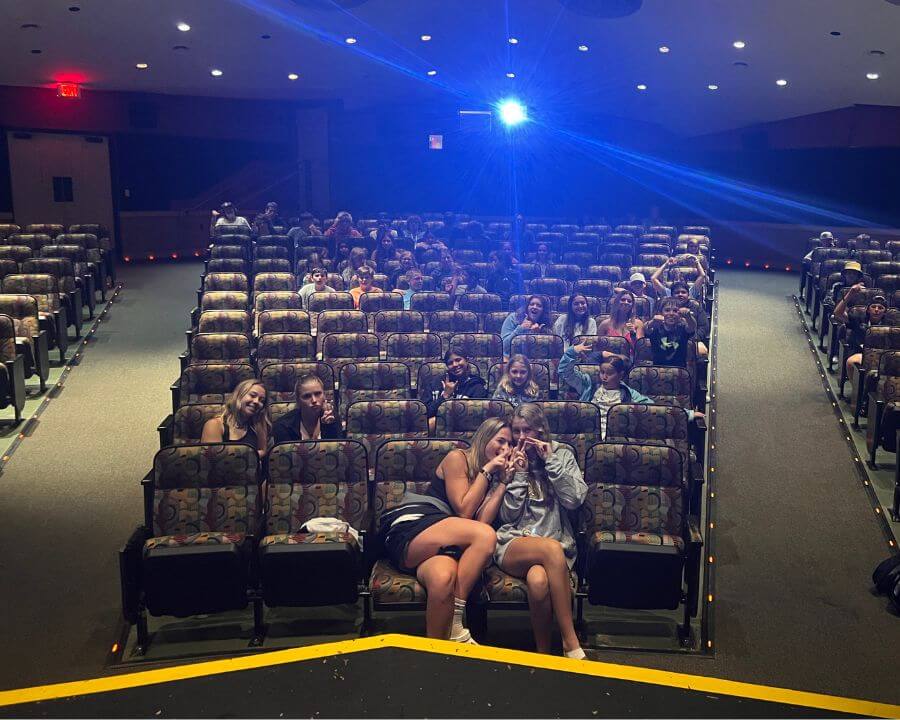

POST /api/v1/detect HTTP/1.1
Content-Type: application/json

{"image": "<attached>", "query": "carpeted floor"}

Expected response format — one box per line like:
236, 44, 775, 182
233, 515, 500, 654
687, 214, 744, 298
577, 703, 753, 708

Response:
0, 266, 896, 704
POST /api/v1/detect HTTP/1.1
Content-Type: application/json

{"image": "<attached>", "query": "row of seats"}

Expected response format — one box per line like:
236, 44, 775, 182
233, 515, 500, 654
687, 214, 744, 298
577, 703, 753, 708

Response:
120, 213, 715, 652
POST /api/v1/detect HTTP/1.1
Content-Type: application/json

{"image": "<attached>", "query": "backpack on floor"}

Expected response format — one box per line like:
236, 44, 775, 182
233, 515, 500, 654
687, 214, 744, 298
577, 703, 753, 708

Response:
872, 554, 900, 611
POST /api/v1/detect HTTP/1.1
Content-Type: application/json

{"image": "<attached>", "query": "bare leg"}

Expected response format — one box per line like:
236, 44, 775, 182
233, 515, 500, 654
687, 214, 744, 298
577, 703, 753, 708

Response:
501, 536, 580, 653
405, 517, 496, 600
697, 341, 708, 358
428, 416, 437, 434
524, 564, 553, 653
847, 352, 862, 377
416, 555, 457, 639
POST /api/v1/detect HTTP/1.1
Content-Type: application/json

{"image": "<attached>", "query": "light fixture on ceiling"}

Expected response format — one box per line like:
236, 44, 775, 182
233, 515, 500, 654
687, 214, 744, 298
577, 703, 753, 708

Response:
345, 36, 357, 44
866, 72, 880, 80
658, 45, 670, 53
426, 69, 437, 76
734, 61, 749, 68
288, 73, 299, 80
136, 63, 149, 69
506, 71, 516, 78
20, 23, 40, 29
210, 68, 223, 77
420, 34, 432, 41
578, 44, 589, 52
508, 37, 519, 44
176, 21, 191, 32
68, 5, 80, 11
636, 83, 647, 90
869, 49, 886, 56
830, 31, 841, 36
733, 40, 746, 49
173, 45, 189, 51
497, 99, 527, 127
776, 78, 788, 86
707, 84, 719, 90
30, 49, 42, 54
260, 34, 271, 40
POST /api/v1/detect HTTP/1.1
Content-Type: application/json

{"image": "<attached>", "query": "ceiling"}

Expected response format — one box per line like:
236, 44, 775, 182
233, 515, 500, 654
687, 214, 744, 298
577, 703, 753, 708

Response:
0, 0, 898, 135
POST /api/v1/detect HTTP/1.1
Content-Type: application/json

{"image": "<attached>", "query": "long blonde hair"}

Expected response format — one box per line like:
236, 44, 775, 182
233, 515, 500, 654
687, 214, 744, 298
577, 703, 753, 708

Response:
463, 416, 511, 481
222, 379, 271, 438
609, 290, 636, 324
497, 354, 539, 397
511, 403, 554, 496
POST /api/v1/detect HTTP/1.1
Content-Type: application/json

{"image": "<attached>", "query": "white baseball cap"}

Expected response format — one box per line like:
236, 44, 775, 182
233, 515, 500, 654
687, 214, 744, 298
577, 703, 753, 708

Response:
820, 231, 834, 240
629, 272, 646, 283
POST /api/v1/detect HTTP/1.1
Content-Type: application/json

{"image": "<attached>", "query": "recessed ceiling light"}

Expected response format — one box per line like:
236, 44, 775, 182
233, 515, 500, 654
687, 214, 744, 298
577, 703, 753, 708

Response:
20, 23, 40, 29
869, 49, 886, 56
733, 40, 746, 49
776, 78, 788, 86
68, 5, 80, 11
136, 63, 149, 69
345, 37, 357, 44
172, 45, 189, 51
506, 72, 516, 78
636, 83, 647, 91
420, 34, 432, 41
830, 31, 841, 36
176, 22, 191, 32
658, 45, 670, 53
426, 69, 437, 76
30, 49, 42, 54
210, 68, 223, 77
288, 73, 299, 80
866, 72, 880, 80
508, 37, 519, 44
707, 84, 719, 90
578, 44, 589, 52
734, 61, 749, 68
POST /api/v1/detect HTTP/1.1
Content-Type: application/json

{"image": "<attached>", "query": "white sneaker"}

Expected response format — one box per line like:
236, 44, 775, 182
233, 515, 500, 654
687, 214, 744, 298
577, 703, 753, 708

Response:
450, 628, 479, 644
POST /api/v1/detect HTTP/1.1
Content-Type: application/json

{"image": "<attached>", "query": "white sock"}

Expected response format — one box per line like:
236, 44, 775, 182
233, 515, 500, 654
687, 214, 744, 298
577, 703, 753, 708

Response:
564, 647, 586, 660
450, 598, 467, 639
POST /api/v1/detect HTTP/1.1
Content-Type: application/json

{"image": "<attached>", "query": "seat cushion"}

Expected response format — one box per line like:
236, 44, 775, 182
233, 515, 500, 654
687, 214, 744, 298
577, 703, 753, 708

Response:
260, 530, 359, 550
144, 531, 245, 552
370, 558, 426, 605
484, 565, 577, 604
591, 529, 684, 552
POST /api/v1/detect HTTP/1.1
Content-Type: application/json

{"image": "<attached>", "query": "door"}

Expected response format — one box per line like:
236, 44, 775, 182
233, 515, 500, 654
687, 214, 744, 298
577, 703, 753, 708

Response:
7, 131, 115, 246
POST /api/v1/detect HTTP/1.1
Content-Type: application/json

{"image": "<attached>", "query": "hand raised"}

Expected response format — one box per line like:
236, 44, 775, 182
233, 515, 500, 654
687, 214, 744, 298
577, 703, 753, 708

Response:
523, 436, 551, 460
441, 376, 457, 398
321, 400, 335, 425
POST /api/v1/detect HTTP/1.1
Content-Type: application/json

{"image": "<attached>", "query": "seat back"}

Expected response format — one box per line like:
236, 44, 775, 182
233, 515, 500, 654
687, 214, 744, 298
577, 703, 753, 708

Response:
178, 362, 255, 406
0, 293, 40, 338
253, 272, 296, 294
360, 291, 403, 315
860, 327, 900, 373
315, 310, 368, 352
448, 333, 502, 376
587, 266, 622, 283
373, 310, 425, 337
207, 258, 249, 274
150, 443, 260, 537
627, 366, 693, 408
197, 310, 252, 336
266, 440, 369, 533
252, 259, 292, 276
510, 333, 565, 381
534, 401, 600, 467
605, 404, 691, 478
0, 245, 34, 264
254, 291, 303, 314
257, 333, 315, 369
307, 292, 355, 332
256, 309, 311, 336
2, 273, 60, 312
410, 292, 453, 312
201, 291, 249, 312
434, 399, 513, 440
345, 400, 429, 459
321, 332, 381, 377
171, 403, 224, 445
456, 293, 503, 314
340, 360, 410, 410
488, 361, 550, 397
190, 333, 251, 364
203, 272, 249, 294
260, 361, 335, 404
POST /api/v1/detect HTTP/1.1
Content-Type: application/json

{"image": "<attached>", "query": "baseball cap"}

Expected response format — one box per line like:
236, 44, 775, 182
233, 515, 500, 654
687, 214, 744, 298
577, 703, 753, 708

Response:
629, 272, 646, 283
843, 260, 862, 273
870, 295, 887, 306
820, 231, 834, 240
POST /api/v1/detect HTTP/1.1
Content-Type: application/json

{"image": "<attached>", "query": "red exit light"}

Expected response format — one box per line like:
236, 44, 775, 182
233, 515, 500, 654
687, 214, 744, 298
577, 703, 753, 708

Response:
57, 83, 82, 99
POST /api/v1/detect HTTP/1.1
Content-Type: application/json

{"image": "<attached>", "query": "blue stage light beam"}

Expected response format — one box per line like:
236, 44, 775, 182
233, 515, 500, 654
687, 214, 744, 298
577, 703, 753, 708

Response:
498, 99, 528, 127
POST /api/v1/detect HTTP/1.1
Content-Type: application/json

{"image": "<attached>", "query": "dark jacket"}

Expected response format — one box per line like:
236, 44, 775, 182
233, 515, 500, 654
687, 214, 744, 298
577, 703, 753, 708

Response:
422, 373, 488, 417
272, 409, 342, 444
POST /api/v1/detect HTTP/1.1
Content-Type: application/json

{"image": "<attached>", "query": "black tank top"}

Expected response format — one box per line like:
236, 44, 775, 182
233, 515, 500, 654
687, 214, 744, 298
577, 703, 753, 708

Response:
222, 422, 258, 449
426, 451, 462, 505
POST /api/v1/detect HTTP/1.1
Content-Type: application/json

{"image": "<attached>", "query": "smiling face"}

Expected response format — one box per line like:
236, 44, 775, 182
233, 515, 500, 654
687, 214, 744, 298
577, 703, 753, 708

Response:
400, 253, 415, 270
238, 384, 266, 419
485, 426, 513, 460
536, 244, 549, 259
570, 294, 588, 319
526, 297, 544, 321
672, 285, 690, 304
446, 352, 468, 379
508, 360, 529, 388
661, 300, 680, 326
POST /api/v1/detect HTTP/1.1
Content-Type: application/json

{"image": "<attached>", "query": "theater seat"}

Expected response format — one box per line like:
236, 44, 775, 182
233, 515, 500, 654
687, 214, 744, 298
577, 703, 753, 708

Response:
173, 361, 255, 411
0, 313, 26, 423
579, 442, 701, 643
534, 401, 600, 468
345, 399, 429, 463
434, 399, 513, 441
339, 362, 409, 412
0, 294, 49, 391
120, 443, 261, 653
2, 274, 68, 363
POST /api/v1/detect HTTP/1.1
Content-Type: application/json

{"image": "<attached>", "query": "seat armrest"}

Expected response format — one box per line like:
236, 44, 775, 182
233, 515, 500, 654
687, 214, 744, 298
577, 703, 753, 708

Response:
119, 524, 153, 623
170, 378, 181, 414
693, 415, 707, 432
157, 414, 174, 449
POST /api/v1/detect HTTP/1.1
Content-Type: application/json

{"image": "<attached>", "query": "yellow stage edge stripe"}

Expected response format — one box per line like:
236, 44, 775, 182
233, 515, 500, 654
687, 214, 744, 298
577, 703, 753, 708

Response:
1, 633, 898, 718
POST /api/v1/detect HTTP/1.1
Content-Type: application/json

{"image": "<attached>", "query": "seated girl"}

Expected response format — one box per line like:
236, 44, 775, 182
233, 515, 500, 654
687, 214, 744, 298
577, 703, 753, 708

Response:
482, 403, 588, 658
492, 354, 542, 407
201, 379, 271, 457
558, 347, 652, 437
598, 290, 644, 352
377, 418, 511, 643
500, 294, 553, 358
552, 294, 597, 351
272, 374, 341, 443
834, 288, 887, 377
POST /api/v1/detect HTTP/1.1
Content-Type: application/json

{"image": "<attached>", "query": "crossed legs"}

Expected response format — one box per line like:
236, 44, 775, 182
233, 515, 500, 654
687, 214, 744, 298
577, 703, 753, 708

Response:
405, 517, 496, 639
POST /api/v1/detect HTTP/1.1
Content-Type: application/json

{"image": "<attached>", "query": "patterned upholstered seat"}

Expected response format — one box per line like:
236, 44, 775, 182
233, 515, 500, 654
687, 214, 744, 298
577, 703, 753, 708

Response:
208, 245, 246, 261
434, 399, 513, 440
368, 439, 469, 610
21, 257, 83, 334
253, 245, 289, 260
527, 277, 568, 298
587, 266, 623, 283
483, 563, 577, 605
359, 292, 403, 317
0, 245, 33, 265
258, 440, 368, 610
24, 224, 64, 237
203, 272, 249, 294
251, 259, 292, 276
0, 293, 48, 389
598, 253, 633, 270
410, 292, 453, 313
6, 236, 47, 255
0, 313, 26, 422
0, 224, 21, 239
847, 326, 900, 423
456, 293, 502, 314
41, 244, 99, 307
0, 260, 18, 283
1, 273, 68, 362
256, 309, 311, 336
628, 366, 693, 409
384, 332, 443, 373
448, 333, 502, 377
253, 291, 303, 315
534, 401, 600, 468
260, 361, 335, 404
196, 310, 252, 337
253, 272, 296, 295
580, 442, 700, 625
573, 279, 614, 299
487, 361, 550, 398
339, 362, 410, 411
373, 310, 425, 338
562, 252, 593, 268
345, 399, 429, 461
167, 403, 223, 446
133, 443, 260, 621
480, 310, 508, 336
308, 293, 355, 331
321, 332, 381, 380
207, 258, 249, 275
200, 291, 249, 312
189, 333, 251, 365
510, 333, 564, 384
257, 333, 315, 369
177, 362, 255, 407
315, 310, 368, 352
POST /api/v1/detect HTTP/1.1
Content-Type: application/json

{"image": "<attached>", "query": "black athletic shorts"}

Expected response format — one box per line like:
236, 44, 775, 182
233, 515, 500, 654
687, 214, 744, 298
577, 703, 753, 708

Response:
383, 504, 450, 575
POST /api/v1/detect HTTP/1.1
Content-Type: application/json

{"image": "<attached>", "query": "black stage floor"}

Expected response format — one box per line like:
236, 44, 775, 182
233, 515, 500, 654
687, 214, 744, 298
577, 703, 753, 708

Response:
1, 635, 895, 718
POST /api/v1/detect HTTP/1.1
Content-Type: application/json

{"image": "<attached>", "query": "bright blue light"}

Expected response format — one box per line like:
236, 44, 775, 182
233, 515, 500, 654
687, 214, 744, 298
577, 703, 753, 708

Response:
497, 99, 527, 127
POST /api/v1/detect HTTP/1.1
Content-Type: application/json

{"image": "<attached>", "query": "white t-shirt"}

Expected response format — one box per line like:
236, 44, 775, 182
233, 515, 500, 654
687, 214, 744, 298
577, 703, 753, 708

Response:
215, 216, 251, 234
299, 283, 337, 308
592, 385, 622, 438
